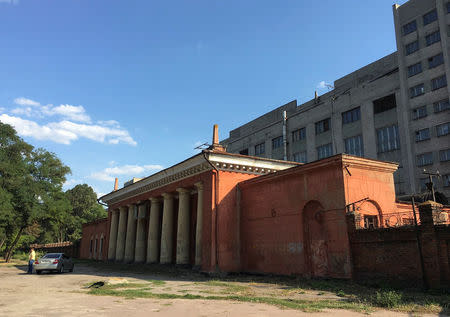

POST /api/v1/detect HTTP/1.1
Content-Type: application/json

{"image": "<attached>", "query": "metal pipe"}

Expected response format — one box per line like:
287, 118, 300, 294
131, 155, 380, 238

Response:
282, 110, 287, 161
411, 195, 428, 289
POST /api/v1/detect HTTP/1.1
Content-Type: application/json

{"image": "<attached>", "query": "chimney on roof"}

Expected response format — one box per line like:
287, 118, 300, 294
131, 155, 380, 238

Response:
208, 124, 225, 152
114, 178, 119, 191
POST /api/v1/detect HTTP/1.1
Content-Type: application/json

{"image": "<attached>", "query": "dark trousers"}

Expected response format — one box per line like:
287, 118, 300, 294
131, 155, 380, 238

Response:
28, 260, 34, 274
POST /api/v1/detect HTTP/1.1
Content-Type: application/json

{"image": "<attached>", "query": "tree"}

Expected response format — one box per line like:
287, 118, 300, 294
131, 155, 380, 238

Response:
0, 123, 71, 261
65, 184, 107, 241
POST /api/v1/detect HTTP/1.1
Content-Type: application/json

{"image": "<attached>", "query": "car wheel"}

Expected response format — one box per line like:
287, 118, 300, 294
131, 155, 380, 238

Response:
58, 265, 64, 274
36, 270, 42, 275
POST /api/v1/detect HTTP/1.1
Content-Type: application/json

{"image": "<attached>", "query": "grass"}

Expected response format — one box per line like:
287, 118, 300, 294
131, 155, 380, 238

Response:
149, 279, 166, 286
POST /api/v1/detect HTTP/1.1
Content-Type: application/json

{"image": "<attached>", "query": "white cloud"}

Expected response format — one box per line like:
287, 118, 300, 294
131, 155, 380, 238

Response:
0, 114, 137, 146
317, 81, 333, 89
98, 120, 120, 127
14, 97, 40, 107
48, 104, 91, 123
63, 179, 81, 188
0, 107, 5, 113
90, 164, 164, 182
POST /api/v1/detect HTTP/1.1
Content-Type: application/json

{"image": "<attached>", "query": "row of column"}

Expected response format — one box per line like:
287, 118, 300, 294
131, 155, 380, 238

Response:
107, 182, 204, 266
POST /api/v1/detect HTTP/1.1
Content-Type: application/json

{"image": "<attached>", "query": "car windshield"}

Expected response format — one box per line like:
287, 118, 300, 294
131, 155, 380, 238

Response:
42, 254, 61, 259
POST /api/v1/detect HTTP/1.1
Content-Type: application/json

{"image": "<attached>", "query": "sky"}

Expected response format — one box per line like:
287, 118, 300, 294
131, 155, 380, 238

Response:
0, 0, 407, 197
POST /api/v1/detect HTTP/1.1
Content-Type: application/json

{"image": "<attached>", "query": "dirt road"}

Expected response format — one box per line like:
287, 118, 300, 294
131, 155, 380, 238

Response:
0, 263, 440, 317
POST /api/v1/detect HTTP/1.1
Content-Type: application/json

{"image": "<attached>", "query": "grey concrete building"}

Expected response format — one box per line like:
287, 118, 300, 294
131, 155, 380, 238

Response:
222, 0, 450, 199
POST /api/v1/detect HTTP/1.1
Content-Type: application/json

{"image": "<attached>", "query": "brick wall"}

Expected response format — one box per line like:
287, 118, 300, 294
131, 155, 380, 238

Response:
80, 218, 108, 260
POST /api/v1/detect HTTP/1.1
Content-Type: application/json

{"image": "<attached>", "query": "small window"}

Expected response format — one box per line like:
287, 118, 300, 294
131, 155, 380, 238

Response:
344, 135, 364, 157
342, 107, 361, 124
436, 122, 450, 136
272, 136, 283, 149
292, 151, 307, 163
292, 128, 306, 142
426, 31, 441, 46
447, 2, 450, 13
440, 149, 450, 162
415, 128, 430, 142
423, 9, 438, 25
407, 62, 422, 77
377, 125, 400, 153
444, 174, 450, 187
434, 99, 450, 113
417, 152, 433, 167
254, 142, 265, 155
405, 40, 419, 55
403, 20, 417, 35
431, 75, 447, 90
373, 94, 397, 113
315, 118, 330, 134
317, 143, 333, 160
412, 106, 427, 120
428, 53, 444, 69
239, 148, 249, 155
410, 84, 425, 98
364, 216, 378, 229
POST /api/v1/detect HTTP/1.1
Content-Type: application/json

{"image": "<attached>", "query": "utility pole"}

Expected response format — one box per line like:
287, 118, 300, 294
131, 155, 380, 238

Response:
422, 169, 440, 202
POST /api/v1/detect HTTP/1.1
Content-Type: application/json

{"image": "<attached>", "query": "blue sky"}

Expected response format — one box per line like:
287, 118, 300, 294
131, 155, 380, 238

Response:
0, 0, 406, 196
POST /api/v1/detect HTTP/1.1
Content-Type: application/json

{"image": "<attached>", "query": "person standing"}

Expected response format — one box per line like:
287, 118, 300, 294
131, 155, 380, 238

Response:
28, 247, 35, 274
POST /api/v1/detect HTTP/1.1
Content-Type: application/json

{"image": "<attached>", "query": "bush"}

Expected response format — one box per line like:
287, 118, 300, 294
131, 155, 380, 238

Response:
374, 290, 403, 308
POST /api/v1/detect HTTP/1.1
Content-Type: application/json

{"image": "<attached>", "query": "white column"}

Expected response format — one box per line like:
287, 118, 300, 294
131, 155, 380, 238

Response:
107, 209, 119, 261
160, 193, 175, 264
176, 188, 190, 265
194, 182, 204, 267
147, 198, 162, 263
134, 202, 147, 263
115, 206, 128, 262
124, 204, 137, 263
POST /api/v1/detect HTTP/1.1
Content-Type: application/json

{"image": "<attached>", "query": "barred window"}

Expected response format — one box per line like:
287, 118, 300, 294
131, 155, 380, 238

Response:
292, 151, 307, 163
416, 152, 433, 167
440, 149, 450, 162
344, 135, 364, 157
292, 128, 305, 142
410, 83, 425, 98
405, 40, 419, 55
254, 142, 265, 155
436, 122, 450, 137
428, 53, 444, 69
272, 136, 283, 149
415, 128, 430, 142
434, 99, 450, 113
426, 31, 440, 46
407, 62, 422, 77
317, 143, 333, 160
431, 75, 447, 90
377, 125, 400, 153
403, 20, 417, 35
315, 118, 330, 134
423, 9, 438, 25
342, 107, 360, 124
412, 106, 427, 120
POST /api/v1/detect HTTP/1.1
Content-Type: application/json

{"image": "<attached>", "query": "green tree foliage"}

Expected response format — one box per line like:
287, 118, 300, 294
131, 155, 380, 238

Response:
0, 122, 71, 261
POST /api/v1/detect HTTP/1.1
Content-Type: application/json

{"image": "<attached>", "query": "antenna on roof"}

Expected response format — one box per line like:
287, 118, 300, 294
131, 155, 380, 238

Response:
194, 142, 210, 150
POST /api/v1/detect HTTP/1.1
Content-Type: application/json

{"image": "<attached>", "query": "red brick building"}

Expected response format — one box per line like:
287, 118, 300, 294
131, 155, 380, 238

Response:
80, 127, 449, 285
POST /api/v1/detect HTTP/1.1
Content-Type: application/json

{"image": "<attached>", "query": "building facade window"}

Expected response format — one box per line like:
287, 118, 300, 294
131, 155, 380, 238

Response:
436, 122, 450, 136
431, 75, 447, 90
444, 174, 450, 187
377, 125, 400, 153
410, 83, 425, 98
403, 20, 417, 35
440, 149, 450, 162
292, 151, 307, 163
407, 62, 422, 77
239, 148, 249, 155
373, 94, 397, 114
317, 143, 333, 160
448, 2, 450, 13
342, 107, 360, 124
344, 135, 364, 157
434, 99, 450, 112
412, 106, 427, 119
426, 31, 441, 46
423, 9, 438, 25
417, 152, 433, 167
272, 136, 283, 149
254, 142, 265, 155
428, 53, 444, 69
292, 128, 305, 142
415, 128, 430, 142
405, 40, 419, 55
315, 118, 330, 134
364, 216, 378, 229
